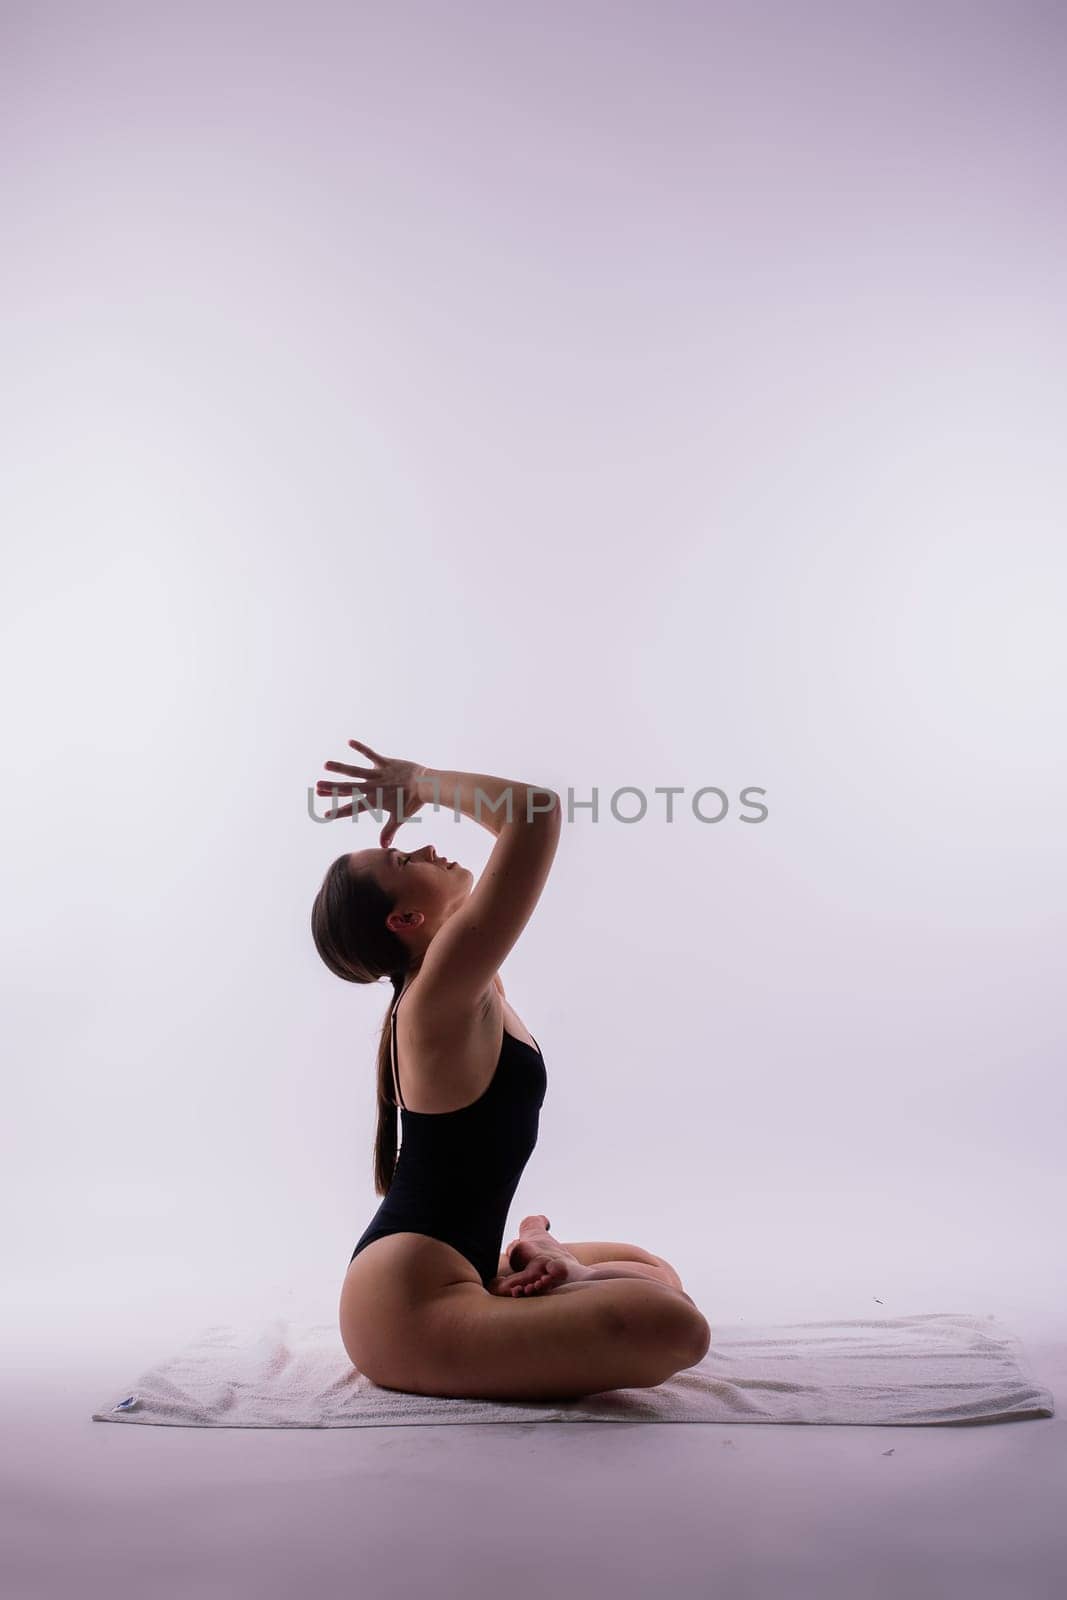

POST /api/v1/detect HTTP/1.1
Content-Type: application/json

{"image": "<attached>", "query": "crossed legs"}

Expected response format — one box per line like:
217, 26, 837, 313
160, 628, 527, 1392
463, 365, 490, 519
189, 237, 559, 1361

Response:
490, 1215, 689, 1299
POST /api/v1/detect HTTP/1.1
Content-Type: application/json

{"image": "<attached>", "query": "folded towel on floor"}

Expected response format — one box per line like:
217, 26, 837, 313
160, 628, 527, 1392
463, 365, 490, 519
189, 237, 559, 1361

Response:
90, 1311, 1053, 1428
89, 1312, 1049, 1427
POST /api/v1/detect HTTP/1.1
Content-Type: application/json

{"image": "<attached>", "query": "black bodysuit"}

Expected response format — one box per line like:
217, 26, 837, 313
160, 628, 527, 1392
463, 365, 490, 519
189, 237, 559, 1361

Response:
349, 987, 548, 1287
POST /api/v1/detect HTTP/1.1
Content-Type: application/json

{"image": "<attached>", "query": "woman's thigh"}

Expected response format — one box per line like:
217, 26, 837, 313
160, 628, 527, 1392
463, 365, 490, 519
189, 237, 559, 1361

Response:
341, 1232, 710, 1401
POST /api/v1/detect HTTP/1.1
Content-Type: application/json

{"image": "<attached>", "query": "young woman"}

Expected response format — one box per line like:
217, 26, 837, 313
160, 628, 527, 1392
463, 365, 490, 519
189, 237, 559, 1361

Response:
311, 739, 711, 1401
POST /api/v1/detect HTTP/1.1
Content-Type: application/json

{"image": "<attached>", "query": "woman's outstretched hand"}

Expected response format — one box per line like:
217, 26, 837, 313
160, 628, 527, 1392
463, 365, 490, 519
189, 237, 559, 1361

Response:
316, 739, 427, 848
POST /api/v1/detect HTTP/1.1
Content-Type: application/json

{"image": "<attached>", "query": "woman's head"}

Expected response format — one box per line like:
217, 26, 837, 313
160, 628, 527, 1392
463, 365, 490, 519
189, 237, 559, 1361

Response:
311, 844, 473, 984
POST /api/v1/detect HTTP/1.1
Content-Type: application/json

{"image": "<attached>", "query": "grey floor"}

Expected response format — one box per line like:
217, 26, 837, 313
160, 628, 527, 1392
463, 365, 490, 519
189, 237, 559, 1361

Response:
4, 1308, 1064, 1600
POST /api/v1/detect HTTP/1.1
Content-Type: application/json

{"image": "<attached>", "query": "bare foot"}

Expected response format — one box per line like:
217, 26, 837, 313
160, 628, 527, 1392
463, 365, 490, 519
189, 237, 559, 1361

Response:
489, 1214, 590, 1297
502, 1212, 552, 1265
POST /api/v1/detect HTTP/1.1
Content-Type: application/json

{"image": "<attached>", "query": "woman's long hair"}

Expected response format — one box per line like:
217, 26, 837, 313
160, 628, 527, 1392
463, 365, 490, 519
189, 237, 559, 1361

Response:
310, 852, 411, 1196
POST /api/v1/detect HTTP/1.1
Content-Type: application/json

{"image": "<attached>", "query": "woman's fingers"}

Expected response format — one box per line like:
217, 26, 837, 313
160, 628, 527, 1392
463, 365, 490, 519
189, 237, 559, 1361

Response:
317, 738, 402, 834
348, 739, 385, 762
323, 759, 372, 777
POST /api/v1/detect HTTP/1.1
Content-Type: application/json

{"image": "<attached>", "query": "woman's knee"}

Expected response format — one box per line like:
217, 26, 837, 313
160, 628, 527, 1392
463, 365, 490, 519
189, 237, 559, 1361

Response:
609, 1286, 711, 1383
652, 1288, 710, 1364
683, 1307, 713, 1364
597, 1279, 709, 1359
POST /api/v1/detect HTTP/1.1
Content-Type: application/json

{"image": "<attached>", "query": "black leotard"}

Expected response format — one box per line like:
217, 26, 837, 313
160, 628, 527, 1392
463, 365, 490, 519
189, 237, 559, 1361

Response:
349, 987, 548, 1287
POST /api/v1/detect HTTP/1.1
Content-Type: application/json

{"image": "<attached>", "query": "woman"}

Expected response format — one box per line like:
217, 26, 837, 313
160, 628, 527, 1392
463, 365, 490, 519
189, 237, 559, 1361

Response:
312, 738, 711, 1401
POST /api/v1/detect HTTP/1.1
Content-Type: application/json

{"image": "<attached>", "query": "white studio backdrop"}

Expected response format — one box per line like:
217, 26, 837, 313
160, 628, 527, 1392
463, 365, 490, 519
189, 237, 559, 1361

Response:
2, 0, 1064, 1363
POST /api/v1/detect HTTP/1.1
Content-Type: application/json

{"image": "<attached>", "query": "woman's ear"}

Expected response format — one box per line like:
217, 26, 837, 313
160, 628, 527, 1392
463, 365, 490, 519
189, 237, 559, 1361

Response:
386, 909, 425, 935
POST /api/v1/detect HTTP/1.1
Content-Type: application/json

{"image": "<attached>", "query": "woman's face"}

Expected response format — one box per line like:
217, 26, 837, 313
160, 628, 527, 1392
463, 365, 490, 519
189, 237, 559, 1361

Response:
349, 843, 473, 939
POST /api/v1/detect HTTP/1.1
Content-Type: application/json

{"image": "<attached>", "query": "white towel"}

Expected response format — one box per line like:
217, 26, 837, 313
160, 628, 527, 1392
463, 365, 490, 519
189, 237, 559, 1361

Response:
91, 1311, 1053, 1428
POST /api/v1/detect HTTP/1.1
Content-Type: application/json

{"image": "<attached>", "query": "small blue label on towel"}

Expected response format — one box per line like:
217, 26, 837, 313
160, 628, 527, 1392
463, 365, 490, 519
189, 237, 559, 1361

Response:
113, 1394, 140, 1411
